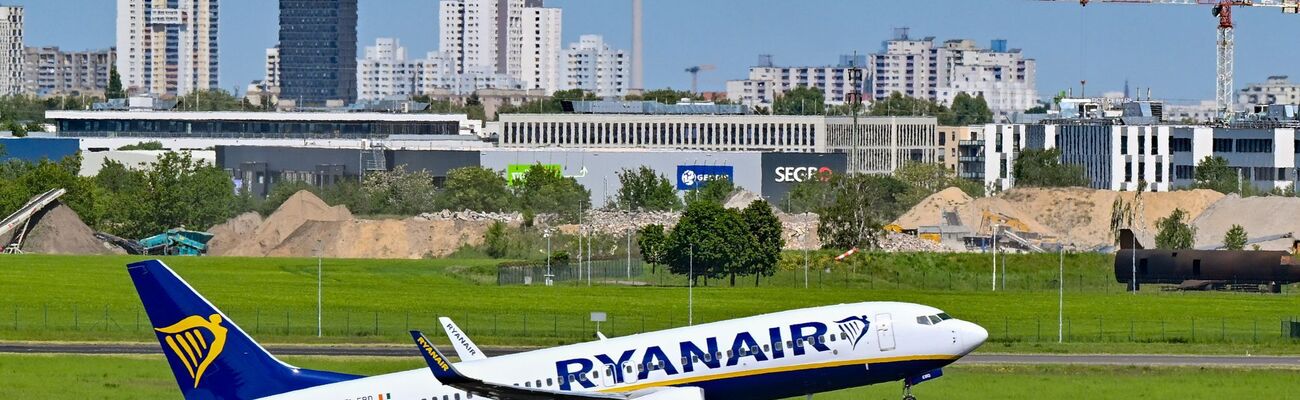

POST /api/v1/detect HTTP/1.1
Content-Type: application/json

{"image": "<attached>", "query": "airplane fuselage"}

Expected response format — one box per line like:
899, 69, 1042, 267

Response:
267, 302, 987, 400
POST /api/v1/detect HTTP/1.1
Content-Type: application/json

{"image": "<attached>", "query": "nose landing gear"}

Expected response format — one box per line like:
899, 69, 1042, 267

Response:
902, 383, 916, 400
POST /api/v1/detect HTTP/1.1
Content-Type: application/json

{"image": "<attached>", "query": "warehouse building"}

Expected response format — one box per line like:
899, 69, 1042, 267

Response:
216, 146, 846, 208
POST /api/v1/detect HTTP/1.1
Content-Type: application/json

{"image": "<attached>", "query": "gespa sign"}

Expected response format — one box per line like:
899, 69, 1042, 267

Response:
676, 165, 734, 190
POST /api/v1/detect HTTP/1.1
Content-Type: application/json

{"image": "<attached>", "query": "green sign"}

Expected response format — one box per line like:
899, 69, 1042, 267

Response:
507, 164, 562, 186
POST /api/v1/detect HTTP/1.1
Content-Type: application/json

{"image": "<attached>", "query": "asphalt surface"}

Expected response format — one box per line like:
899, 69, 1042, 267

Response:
2, 342, 1299, 368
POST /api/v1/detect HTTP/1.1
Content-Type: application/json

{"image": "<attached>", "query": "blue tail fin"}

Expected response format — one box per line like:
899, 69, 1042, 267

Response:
128, 260, 359, 400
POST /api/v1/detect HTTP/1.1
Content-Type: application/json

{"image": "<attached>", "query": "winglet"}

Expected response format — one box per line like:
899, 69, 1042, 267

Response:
410, 331, 473, 384
438, 317, 487, 361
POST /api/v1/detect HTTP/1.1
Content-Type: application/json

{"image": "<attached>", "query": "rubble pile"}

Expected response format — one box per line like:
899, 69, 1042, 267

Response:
878, 232, 945, 253
414, 210, 523, 224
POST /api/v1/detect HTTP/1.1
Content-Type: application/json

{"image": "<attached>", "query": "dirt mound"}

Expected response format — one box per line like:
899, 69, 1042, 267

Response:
205, 212, 263, 256
724, 190, 763, 210
268, 218, 492, 259
894, 187, 1226, 249
1192, 195, 1300, 250
222, 191, 353, 256
1, 202, 121, 255
893, 187, 974, 229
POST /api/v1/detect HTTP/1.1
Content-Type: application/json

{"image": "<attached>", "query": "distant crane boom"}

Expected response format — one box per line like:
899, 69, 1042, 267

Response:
685, 64, 716, 95
1039, 0, 1300, 121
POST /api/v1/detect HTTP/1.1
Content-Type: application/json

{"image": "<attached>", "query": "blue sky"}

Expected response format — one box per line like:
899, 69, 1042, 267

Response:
18, 0, 1300, 102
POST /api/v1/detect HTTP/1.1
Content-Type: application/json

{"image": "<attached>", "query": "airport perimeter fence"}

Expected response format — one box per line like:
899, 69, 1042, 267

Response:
4, 302, 1300, 347
496, 258, 1300, 295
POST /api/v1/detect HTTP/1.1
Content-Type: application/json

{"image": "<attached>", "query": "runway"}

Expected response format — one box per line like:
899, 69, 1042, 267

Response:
2, 342, 1298, 368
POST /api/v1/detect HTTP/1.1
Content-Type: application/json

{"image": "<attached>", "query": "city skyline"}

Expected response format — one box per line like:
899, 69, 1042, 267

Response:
13, 0, 1300, 102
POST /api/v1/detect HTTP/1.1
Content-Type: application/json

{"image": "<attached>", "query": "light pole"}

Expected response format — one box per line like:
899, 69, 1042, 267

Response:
315, 239, 322, 338
544, 229, 553, 286
688, 245, 694, 326
801, 231, 809, 289
626, 228, 632, 280
991, 224, 999, 292
1059, 245, 1065, 343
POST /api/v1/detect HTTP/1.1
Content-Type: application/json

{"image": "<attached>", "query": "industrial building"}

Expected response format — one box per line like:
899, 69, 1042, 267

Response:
216, 146, 845, 208
496, 110, 933, 174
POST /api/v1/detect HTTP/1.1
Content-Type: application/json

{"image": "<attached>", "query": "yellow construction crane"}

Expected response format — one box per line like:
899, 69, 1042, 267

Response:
1038, 0, 1300, 121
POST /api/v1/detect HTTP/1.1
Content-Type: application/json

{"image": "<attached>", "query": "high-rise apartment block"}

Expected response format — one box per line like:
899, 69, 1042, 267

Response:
437, 0, 561, 93
115, 0, 218, 97
279, 0, 357, 106
560, 35, 627, 98
0, 6, 23, 95
725, 54, 867, 109
871, 30, 1037, 117
357, 38, 415, 101
23, 47, 115, 97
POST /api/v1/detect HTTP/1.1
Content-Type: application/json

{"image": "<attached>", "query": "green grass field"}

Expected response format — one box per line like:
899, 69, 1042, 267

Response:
1, 254, 1299, 352
0, 353, 1295, 400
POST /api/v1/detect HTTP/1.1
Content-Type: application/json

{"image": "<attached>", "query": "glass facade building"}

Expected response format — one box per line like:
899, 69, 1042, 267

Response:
278, 0, 358, 106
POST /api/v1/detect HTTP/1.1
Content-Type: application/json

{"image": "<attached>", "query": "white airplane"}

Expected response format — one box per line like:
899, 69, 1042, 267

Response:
129, 259, 987, 400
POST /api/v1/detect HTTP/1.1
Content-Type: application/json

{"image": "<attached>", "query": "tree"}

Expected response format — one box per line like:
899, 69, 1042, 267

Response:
816, 174, 911, 249
625, 89, 699, 104
1223, 224, 1248, 251
1013, 148, 1090, 188
177, 89, 244, 111
363, 165, 438, 215
1025, 105, 1049, 114
740, 200, 784, 286
870, 92, 955, 124
892, 161, 984, 208
96, 152, 237, 238
515, 163, 591, 222
784, 177, 834, 213
772, 86, 826, 115
615, 166, 681, 211
683, 178, 734, 206
950, 92, 993, 125
1155, 208, 1196, 250
664, 200, 752, 286
117, 141, 165, 151
483, 221, 509, 258
436, 167, 514, 212
637, 224, 668, 274
107, 66, 125, 99
1193, 156, 1239, 194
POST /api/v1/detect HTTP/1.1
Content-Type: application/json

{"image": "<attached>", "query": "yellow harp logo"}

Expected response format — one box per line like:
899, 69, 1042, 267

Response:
156, 314, 228, 388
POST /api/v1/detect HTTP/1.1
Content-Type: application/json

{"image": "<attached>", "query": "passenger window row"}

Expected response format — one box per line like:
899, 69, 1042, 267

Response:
499, 332, 856, 391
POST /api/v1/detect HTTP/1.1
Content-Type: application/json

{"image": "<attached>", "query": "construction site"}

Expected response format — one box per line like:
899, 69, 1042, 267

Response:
4, 184, 1299, 260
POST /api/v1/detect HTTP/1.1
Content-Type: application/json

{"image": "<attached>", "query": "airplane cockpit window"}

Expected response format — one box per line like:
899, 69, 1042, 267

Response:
928, 315, 942, 324
916, 316, 932, 325
937, 313, 953, 321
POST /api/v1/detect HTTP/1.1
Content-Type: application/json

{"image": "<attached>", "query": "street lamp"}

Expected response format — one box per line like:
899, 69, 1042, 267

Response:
544, 228, 554, 286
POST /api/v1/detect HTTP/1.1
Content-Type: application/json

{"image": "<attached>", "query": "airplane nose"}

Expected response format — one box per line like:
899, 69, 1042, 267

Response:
962, 322, 988, 353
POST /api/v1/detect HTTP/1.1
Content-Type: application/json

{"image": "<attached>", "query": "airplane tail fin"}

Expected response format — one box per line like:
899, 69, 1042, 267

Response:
128, 260, 359, 399
439, 317, 487, 361
411, 330, 474, 384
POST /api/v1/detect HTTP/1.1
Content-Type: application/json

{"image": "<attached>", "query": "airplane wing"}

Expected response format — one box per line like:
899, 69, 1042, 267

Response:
438, 317, 487, 361
410, 331, 704, 400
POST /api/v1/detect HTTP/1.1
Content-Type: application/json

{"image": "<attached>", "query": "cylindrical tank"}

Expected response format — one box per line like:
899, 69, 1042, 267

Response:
1115, 249, 1300, 284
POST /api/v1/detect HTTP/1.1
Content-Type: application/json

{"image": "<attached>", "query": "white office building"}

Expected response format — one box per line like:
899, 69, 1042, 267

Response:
725, 55, 867, 109
116, 0, 218, 97
560, 35, 628, 97
438, 0, 561, 93
0, 6, 22, 96
871, 30, 1037, 117
357, 38, 416, 101
982, 122, 1298, 193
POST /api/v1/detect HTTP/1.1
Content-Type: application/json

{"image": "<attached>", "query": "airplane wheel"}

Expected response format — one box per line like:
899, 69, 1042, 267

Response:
903, 395, 916, 400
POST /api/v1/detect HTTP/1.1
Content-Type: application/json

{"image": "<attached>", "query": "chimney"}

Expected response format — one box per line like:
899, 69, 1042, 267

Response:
632, 0, 644, 91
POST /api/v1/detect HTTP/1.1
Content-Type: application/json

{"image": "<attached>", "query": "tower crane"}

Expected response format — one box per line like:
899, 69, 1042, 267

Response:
685, 64, 716, 95
1040, 0, 1300, 121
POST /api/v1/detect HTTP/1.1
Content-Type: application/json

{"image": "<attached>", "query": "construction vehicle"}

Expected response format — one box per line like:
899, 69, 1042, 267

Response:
980, 211, 1031, 233
138, 228, 214, 256
1039, 0, 1300, 120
